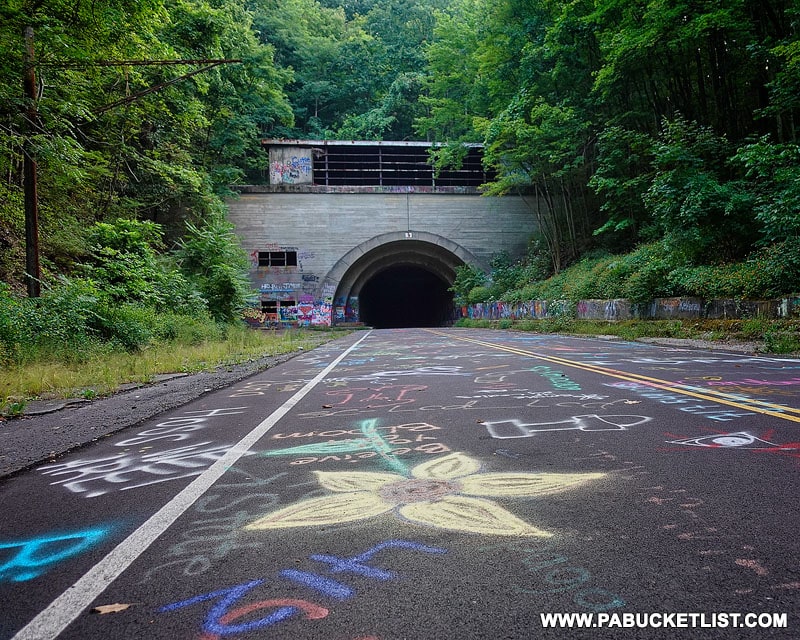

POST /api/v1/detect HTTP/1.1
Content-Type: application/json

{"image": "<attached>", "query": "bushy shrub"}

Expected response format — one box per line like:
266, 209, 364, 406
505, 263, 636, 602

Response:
0, 279, 104, 364
175, 214, 252, 323
90, 303, 158, 351
668, 239, 800, 299
467, 285, 493, 304
154, 312, 224, 345
450, 264, 487, 305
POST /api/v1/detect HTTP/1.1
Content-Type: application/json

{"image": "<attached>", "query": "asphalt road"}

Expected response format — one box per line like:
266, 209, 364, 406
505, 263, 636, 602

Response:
1, 328, 799, 640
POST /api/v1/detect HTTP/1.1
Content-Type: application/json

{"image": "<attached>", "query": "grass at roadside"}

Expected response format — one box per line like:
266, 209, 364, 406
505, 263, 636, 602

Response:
1, 326, 350, 413
454, 317, 800, 353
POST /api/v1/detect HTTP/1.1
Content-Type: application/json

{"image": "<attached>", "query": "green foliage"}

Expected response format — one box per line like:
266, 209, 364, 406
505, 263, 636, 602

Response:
643, 117, 757, 263
150, 311, 221, 344
487, 252, 520, 296
420, 0, 797, 277
0, 279, 105, 364
467, 286, 492, 305
589, 126, 654, 245
91, 303, 158, 351
175, 214, 251, 323
764, 328, 800, 354
732, 139, 800, 243
79, 219, 202, 313
415, 0, 492, 142
252, 0, 445, 139
3, 0, 800, 345
449, 263, 486, 305
669, 238, 800, 299
466, 237, 800, 307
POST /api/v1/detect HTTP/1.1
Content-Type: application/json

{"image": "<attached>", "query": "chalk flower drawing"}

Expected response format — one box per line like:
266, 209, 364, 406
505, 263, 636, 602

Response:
246, 453, 604, 536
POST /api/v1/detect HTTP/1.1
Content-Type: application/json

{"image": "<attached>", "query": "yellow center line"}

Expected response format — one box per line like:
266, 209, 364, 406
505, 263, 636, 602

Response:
426, 329, 800, 424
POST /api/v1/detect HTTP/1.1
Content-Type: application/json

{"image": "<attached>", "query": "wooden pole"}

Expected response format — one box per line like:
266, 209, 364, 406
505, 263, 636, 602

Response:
23, 25, 41, 297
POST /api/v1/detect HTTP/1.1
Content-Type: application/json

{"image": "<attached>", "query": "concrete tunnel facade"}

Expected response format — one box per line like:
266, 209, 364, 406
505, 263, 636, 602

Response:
227, 140, 539, 328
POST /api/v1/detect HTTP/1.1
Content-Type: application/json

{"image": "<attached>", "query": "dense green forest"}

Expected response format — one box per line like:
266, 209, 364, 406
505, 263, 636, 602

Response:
1, 0, 799, 364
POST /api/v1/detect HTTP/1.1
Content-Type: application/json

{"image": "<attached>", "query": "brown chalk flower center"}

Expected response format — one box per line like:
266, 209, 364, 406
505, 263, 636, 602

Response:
378, 478, 458, 504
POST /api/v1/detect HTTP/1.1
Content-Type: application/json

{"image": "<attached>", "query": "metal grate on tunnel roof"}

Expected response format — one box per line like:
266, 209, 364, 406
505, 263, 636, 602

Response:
261, 139, 491, 189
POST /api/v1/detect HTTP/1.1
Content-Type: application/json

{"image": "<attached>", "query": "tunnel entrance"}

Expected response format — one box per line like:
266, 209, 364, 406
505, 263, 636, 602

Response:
359, 265, 454, 328
326, 232, 483, 329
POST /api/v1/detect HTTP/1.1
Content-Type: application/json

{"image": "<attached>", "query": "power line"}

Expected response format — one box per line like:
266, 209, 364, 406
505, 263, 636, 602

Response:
94, 61, 240, 115
20, 26, 243, 296
38, 58, 242, 69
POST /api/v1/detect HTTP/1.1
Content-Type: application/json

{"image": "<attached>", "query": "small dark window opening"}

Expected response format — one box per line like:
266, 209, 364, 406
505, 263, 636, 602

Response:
261, 300, 278, 314
258, 251, 298, 267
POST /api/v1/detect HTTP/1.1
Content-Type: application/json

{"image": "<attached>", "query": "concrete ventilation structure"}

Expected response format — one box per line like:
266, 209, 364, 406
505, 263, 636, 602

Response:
229, 140, 539, 328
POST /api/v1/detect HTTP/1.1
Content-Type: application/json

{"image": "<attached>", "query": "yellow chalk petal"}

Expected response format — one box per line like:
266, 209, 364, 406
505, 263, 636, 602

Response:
460, 472, 605, 498
315, 470, 401, 493
398, 495, 552, 537
412, 452, 481, 480
245, 493, 392, 530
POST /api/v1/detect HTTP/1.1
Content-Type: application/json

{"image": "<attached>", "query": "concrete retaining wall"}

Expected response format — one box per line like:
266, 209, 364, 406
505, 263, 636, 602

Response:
462, 296, 800, 322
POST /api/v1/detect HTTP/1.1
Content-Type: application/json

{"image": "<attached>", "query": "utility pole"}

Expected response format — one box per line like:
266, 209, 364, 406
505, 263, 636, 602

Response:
18, 49, 240, 297
23, 26, 41, 297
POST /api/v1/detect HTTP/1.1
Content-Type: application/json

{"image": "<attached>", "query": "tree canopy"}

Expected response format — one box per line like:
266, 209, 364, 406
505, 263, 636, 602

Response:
1, 0, 798, 299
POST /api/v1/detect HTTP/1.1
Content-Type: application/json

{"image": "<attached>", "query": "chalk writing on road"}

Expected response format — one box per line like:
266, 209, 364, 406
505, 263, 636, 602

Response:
141, 469, 321, 583
247, 422, 605, 536
38, 407, 249, 497
0, 526, 111, 582
481, 415, 651, 439
479, 540, 624, 613
605, 382, 758, 422
38, 442, 244, 497
159, 540, 446, 639
262, 421, 450, 465
664, 431, 800, 457
530, 365, 581, 390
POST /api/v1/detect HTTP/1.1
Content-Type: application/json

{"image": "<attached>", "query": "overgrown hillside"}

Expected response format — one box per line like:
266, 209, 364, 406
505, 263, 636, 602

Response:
1, 0, 799, 368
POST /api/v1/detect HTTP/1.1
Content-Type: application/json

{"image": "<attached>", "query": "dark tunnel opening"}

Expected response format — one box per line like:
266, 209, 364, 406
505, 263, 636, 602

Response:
359, 265, 454, 328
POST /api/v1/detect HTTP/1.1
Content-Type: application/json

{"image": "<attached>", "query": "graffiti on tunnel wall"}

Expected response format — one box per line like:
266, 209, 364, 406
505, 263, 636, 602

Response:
269, 153, 312, 185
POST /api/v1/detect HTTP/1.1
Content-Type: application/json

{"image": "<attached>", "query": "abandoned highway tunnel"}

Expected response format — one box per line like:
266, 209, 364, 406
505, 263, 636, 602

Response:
359, 265, 452, 328
228, 139, 538, 328
332, 237, 465, 329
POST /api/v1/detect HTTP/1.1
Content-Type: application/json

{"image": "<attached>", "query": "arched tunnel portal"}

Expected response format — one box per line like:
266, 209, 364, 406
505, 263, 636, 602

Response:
326, 233, 484, 329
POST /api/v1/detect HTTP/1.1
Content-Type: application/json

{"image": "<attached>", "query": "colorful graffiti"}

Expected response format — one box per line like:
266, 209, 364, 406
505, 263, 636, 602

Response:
0, 526, 111, 582
605, 381, 757, 422
530, 365, 582, 390
261, 421, 449, 465
243, 298, 332, 328
160, 540, 446, 639
247, 420, 605, 536
269, 156, 312, 184
663, 430, 800, 458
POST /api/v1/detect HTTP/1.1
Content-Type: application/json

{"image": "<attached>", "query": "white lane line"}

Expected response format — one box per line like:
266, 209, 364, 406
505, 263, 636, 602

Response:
13, 331, 372, 640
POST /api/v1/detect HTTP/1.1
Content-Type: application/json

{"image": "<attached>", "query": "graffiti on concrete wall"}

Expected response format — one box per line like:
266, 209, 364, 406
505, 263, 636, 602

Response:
269, 155, 312, 185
